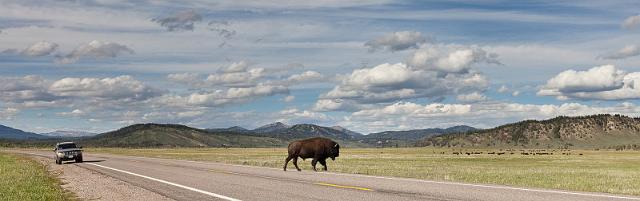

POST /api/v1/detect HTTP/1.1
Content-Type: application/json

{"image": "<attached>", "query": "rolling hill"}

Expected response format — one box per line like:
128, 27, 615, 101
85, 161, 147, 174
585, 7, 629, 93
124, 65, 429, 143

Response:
0, 124, 49, 140
420, 114, 640, 149
83, 123, 286, 147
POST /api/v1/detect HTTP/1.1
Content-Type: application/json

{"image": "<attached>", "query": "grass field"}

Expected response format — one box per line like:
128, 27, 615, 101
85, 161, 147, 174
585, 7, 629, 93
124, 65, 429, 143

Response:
0, 152, 73, 201
90, 147, 640, 196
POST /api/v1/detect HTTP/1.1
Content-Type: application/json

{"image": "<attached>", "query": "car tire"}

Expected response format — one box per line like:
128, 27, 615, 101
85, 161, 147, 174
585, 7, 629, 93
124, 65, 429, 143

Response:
55, 158, 62, 165
75, 157, 83, 163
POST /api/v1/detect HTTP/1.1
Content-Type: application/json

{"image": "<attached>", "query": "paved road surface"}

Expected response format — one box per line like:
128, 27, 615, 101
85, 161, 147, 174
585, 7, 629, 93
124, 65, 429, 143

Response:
14, 150, 640, 201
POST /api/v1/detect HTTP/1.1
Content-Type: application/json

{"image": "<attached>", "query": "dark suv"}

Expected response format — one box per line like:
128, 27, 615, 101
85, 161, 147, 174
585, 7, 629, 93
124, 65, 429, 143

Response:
54, 142, 83, 164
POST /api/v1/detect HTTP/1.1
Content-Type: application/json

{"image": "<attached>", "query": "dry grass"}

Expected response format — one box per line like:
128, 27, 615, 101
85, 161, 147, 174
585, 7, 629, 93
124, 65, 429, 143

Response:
91, 147, 640, 196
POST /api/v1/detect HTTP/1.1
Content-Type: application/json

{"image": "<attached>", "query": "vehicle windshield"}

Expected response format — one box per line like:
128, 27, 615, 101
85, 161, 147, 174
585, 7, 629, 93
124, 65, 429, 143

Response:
57, 143, 77, 149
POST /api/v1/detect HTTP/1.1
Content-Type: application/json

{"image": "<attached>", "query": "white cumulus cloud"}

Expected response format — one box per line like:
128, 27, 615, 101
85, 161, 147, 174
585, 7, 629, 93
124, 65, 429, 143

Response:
456, 92, 488, 103
316, 62, 489, 111
222, 61, 249, 73
48, 75, 162, 101
497, 85, 509, 93
286, 71, 325, 84
283, 95, 295, 102
0, 108, 19, 120
55, 40, 134, 64
538, 65, 640, 100
365, 31, 427, 52
622, 15, 640, 29
538, 65, 624, 93
157, 83, 288, 108
20, 41, 59, 56
0, 76, 57, 104
167, 73, 202, 85
312, 99, 361, 112
599, 45, 640, 60
408, 45, 500, 73
206, 68, 265, 87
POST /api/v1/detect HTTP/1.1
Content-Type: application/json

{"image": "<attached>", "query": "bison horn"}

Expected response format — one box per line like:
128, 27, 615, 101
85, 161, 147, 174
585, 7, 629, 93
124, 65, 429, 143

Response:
334, 144, 338, 147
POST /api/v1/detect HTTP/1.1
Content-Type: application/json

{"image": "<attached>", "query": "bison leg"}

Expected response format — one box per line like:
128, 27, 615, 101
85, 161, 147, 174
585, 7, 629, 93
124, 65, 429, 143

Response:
319, 159, 328, 171
311, 158, 318, 171
292, 157, 301, 171
283, 156, 293, 171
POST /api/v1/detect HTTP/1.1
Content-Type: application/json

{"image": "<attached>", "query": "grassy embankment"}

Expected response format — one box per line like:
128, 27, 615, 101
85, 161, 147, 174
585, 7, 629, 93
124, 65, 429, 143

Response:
91, 147, 640, 196
0, 152, 73, 201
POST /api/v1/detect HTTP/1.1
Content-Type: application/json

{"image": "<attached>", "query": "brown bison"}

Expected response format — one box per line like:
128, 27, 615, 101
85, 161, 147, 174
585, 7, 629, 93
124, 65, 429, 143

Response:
283, 137, 340, 171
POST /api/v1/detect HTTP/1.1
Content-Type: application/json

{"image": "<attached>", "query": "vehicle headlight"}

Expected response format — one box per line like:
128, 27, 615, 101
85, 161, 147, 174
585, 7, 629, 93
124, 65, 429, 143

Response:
57, 152, 64, 157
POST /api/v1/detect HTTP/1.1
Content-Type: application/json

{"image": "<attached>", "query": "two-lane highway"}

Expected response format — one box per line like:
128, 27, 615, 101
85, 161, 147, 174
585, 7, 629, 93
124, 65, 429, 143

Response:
16, 151, 640, 201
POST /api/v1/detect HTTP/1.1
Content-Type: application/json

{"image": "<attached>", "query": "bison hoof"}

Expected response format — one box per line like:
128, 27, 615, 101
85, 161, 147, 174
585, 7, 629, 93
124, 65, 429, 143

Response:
297, 169, 301, 171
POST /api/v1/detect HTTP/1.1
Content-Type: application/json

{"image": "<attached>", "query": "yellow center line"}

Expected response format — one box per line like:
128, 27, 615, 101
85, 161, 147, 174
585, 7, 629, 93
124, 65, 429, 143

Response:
209, 169, 237, 174
314, 182, 374, 191
207, 169, 374, 192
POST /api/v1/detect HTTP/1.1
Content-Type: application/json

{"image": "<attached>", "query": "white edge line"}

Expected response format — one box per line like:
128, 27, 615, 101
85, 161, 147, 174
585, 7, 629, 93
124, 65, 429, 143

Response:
87, 163, 241, 201
111, 154, 640, 200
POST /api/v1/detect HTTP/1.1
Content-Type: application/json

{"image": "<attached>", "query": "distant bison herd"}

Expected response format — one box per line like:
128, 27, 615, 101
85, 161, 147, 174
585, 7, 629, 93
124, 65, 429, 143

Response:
284, 137, 340, 171
447, 149, 582, 156
281, 138, 585, 172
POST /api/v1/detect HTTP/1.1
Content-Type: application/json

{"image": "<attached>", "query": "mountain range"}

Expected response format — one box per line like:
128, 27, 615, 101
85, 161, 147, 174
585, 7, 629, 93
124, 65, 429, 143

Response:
0, 121, 470, 147
360, 125, 477, 146
41, 130, 97, 138
207, 122, 365, 140
4, 114, 640, 149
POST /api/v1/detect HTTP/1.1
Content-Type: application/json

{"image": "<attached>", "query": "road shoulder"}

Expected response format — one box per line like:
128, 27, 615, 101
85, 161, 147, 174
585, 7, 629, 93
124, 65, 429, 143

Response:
27, 154, 174, 201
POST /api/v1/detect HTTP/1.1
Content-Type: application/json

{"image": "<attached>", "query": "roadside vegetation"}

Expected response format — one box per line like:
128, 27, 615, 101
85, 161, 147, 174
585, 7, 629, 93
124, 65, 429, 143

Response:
92, 147, 640, 196
0, 152, 73, 201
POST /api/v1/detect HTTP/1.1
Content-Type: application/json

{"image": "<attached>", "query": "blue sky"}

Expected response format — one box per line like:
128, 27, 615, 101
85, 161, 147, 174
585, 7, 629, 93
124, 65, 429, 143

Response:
2, 0, 640, 134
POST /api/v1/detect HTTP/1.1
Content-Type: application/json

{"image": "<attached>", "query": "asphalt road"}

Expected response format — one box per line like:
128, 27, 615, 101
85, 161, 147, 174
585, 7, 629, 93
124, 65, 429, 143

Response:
16, 150, 640, 201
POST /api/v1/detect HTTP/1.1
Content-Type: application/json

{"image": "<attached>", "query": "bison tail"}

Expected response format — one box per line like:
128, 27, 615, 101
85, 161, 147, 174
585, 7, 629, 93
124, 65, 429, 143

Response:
287, 142, 295, 155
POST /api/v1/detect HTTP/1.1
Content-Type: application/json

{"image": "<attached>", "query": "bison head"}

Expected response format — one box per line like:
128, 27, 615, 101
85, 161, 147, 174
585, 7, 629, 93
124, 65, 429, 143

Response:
330, 143, 340, 160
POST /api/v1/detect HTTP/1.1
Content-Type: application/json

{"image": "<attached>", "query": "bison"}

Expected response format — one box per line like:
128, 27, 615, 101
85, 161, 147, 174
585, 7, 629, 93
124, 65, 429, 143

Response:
283, 137, 340, 171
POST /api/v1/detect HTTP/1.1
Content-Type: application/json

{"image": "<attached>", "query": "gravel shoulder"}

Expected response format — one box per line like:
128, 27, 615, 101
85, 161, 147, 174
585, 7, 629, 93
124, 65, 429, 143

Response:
27, 154, 174, 201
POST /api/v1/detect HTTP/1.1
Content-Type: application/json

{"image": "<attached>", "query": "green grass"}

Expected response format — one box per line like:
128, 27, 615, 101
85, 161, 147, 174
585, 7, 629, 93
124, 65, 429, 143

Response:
90, 147, 640, 196
0, 152, 73, 201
